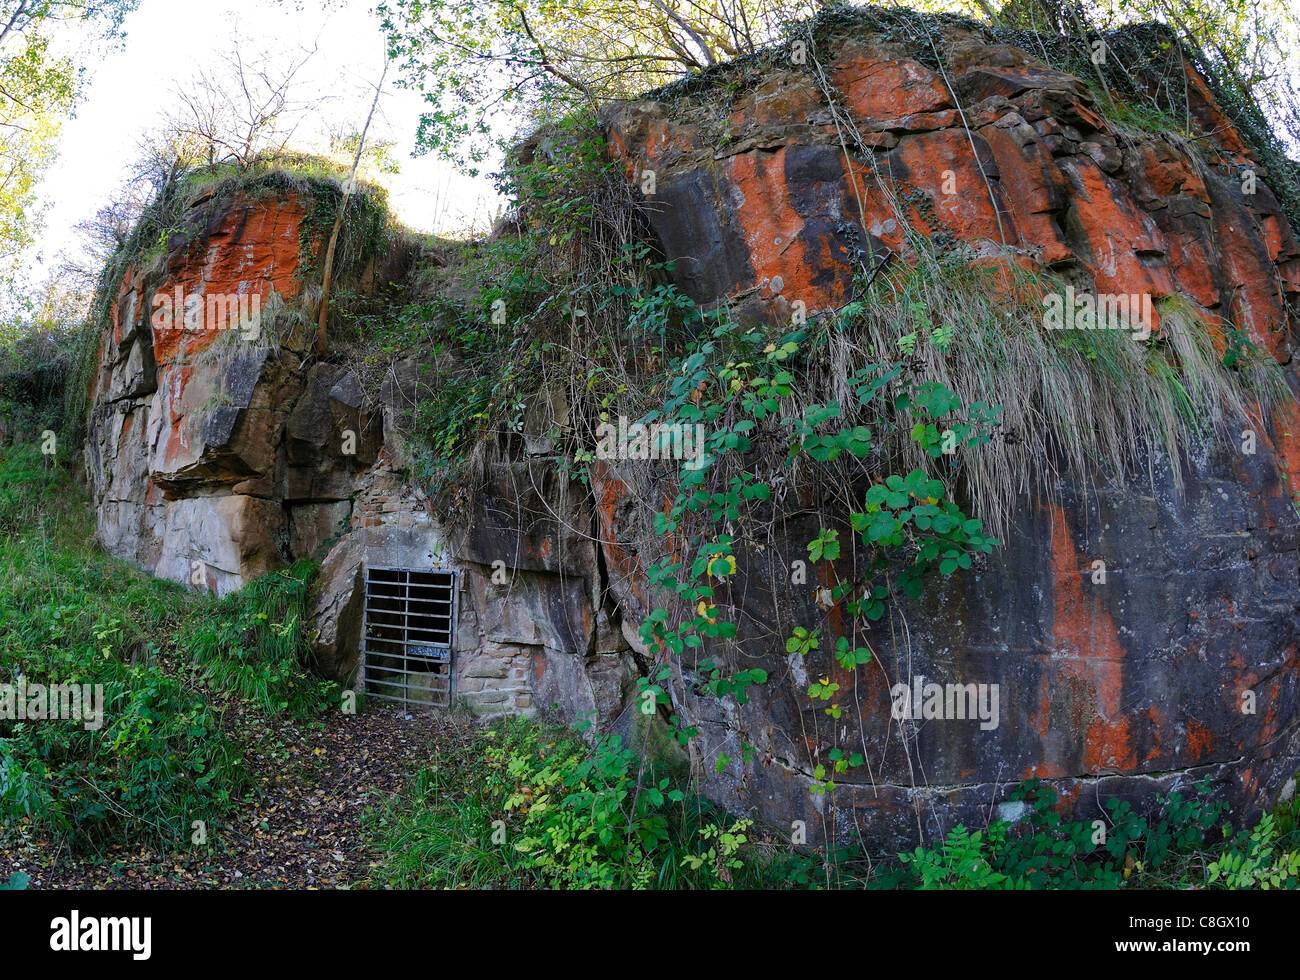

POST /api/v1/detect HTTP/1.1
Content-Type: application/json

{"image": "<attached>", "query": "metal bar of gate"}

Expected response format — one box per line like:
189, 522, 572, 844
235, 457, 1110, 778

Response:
361, 566, 455, 709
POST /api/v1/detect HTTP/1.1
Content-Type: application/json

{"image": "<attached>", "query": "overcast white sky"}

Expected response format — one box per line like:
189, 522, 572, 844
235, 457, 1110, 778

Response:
32, 0, 502, 281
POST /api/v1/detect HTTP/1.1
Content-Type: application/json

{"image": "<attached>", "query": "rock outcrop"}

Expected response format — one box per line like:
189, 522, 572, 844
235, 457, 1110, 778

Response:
604, 22, 1299, 355
87, 181, 375, 594
85, 173, 640, 723
85, 16, 1300, 847
596, 14, 1300, 845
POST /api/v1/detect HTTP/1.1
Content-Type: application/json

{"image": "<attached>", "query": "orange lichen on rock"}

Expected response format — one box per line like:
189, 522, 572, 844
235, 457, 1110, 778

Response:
606, 29, 1298, 361
1044, 502, 1138, 774
832, 54, 953, 123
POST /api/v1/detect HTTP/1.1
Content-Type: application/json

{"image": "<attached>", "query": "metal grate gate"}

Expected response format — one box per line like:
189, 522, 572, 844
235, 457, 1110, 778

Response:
361, 566, 456, 708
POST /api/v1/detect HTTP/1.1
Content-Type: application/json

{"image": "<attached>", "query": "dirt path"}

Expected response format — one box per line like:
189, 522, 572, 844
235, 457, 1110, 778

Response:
4, 705, 463, 889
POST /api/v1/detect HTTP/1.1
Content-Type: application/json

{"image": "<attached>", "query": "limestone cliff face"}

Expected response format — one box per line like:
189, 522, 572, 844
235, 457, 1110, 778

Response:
86, 20, 1300, 846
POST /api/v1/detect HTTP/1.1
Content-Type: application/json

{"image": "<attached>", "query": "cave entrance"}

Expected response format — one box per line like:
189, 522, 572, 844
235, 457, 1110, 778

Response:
361, 566, 456, 709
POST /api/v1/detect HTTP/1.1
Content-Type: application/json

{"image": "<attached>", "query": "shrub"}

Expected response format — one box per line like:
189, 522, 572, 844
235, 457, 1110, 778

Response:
180, 560, 340, 718
367, 716, 769, 889
0, 444, 335, 852
884, 779, 1300, 890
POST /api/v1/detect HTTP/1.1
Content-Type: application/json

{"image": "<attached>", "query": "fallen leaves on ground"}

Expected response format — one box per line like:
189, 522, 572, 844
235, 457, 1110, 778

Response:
3, 705, 475, 890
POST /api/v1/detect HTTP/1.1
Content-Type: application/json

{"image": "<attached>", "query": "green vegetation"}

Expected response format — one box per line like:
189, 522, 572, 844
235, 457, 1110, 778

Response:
351, 87, 1287, 820
340, 113, 657, 501
380, 1, 1300, 222
855, 260, 1285, 538
366, 715, 779, 889
0, 445, 336, 852
366, 714, 1300, 889
0, 436, 1295, 889
0, 321, 72, 442
889, 780, 1300, 890
378, 0, 820, 171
